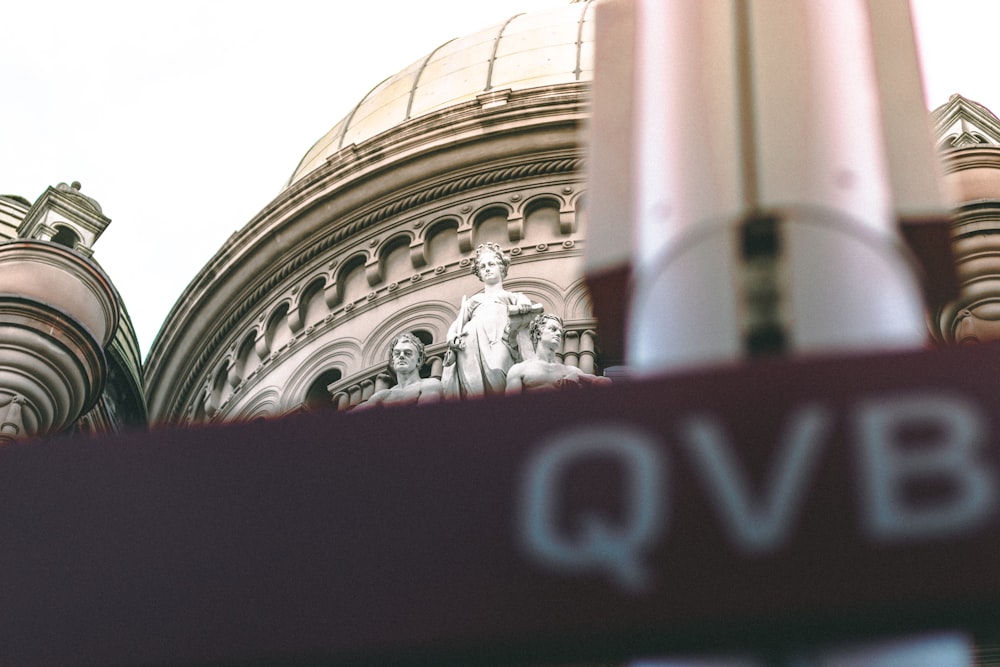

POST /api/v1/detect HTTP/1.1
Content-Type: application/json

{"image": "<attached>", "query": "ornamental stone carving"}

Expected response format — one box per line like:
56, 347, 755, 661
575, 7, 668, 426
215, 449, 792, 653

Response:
441, 243, 542, 399
506, 314, 611, 394
0, 241, 119, 440
354, 333, 443, 410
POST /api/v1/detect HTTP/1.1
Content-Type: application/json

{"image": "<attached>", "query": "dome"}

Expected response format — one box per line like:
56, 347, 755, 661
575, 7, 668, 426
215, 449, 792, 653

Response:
286, 1, 596, 187
145, 1, 595, 423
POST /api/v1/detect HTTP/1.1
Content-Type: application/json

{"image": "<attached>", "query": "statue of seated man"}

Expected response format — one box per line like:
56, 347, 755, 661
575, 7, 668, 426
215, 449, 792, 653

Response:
505, 314, 612, 394
356, 332, 444, 409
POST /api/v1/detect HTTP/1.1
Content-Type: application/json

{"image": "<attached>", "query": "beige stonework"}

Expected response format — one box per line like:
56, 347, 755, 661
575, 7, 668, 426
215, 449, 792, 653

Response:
0, 185, 147, 439
931, 96, 1000, 344
144, 3, 600, 425
140, 9, 1000, 427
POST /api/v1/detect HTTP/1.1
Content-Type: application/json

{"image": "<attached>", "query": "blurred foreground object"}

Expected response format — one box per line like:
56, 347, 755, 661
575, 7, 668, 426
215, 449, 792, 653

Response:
586, 0, 955, 373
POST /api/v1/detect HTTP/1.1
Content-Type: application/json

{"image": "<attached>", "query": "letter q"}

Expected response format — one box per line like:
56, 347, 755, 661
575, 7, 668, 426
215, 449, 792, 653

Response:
517, 424, 666, 592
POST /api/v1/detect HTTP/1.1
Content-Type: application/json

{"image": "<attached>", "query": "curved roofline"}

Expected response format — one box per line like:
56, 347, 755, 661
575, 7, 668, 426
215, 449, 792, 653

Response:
284, 2, 597, 188
407, 38, 457, 120
485, 13, 524, 92
144, 82, 589, 419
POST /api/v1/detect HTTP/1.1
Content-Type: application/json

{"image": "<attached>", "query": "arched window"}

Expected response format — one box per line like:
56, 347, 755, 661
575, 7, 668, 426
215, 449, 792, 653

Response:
265, 303, 292, 354
305, 369, 342, 411
51, 226, 80, 249
411, 329, 433, 347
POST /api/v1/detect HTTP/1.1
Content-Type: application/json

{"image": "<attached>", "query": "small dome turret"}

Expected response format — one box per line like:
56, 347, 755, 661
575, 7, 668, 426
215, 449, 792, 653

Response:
17, 181, 111, 257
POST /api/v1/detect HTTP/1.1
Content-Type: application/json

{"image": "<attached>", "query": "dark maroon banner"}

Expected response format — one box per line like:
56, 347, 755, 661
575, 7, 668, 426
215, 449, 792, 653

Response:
3, 345, 1000, 666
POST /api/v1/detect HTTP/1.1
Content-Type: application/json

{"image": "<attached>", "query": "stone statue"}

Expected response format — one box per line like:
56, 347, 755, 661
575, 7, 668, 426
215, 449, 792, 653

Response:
441, 242, 541, 398
356, 332, 443, 409
506, 314, 612, 393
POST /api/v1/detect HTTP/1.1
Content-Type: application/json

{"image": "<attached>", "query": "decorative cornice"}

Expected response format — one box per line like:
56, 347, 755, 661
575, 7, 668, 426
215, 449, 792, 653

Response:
163, 157, 585, 419
933, 94, 1000, 148
937, 144, 1000, 174
0, 295, 109, 436
286, 5, 593, 185
291, 84, 588, 196
146, 86, 588, 374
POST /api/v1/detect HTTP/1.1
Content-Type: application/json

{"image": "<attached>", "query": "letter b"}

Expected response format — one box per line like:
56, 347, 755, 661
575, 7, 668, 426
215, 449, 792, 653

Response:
855, 393, 995, 542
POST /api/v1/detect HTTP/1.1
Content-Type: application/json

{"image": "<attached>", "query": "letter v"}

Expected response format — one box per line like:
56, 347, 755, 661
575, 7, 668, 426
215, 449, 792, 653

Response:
679, 405, 832, 553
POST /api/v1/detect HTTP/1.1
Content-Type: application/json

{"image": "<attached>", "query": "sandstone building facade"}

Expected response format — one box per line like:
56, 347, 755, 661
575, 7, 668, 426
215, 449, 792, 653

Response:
0, 183, 146, 437
5, 3, 1000, 443
144, 2, 600, 425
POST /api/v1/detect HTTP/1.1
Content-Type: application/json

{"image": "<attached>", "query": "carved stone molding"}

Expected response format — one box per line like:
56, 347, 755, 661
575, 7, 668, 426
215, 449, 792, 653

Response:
0, 241, 118, 440
162, 171, 584, 419
0, 297, 108, 439
0, 394, 28, 445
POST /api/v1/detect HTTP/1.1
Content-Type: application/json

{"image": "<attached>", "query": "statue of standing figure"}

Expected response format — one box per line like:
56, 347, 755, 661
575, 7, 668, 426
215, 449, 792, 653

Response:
441, 243, 542, 398
355, 332, 443, 409
506, 314, 612, 393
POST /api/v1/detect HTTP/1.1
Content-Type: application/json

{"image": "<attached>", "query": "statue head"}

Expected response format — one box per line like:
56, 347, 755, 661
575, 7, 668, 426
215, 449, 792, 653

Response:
471, 242, 510, 281
386, 332, 426, 374
529, 313, 564, 346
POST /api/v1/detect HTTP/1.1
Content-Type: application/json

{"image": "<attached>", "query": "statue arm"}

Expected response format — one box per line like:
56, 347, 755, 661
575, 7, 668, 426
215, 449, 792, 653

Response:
417, 378, 444, 404
506, 296, 543, 318
505, 295, 543, 353
560, 367, 612, 388
505, 363, 525, 394
353, 389, 388, 411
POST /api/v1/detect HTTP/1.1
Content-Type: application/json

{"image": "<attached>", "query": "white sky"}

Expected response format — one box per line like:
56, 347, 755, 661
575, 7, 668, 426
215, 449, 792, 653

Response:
0, 0, 993, 359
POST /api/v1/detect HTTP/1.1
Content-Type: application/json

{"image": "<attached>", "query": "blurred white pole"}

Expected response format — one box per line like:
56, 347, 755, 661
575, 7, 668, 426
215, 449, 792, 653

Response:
588, 0, 969, 664
601, 0, 933, 376
748, 0, 927, 354
626, 0, 744, 370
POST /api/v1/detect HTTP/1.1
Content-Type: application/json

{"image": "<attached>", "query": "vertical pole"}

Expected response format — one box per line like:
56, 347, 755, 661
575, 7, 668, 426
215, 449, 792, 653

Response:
588, 0, 971, 664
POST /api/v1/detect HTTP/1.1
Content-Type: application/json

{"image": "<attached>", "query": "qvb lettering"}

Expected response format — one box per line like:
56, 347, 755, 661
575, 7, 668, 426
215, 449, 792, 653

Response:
516, 391, 996, 591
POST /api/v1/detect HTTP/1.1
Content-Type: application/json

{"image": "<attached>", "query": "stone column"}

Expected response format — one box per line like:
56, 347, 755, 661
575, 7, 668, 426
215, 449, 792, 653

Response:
428, 355, 443, 380
579, 329, 598, 374
562, 330, 580, 368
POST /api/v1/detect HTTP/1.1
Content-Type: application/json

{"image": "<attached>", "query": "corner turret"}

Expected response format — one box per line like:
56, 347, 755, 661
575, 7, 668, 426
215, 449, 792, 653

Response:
16, 181, 110, 257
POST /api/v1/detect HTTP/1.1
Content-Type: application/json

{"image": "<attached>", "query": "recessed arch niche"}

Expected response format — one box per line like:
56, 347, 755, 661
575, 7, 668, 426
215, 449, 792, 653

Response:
298, 276, 328, 329
265, 302, 293, 354
379, 234, 414, 285
232, 330, 260, 384
304, 368, 343, 411
472, 205, 513, 247
424, 217, 460, 267
337, 254, 370, 305
522, 197, 562, 243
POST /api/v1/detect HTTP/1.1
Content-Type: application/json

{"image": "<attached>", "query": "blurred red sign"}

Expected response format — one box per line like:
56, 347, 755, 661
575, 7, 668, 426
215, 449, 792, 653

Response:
1, 345, 1000, 666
